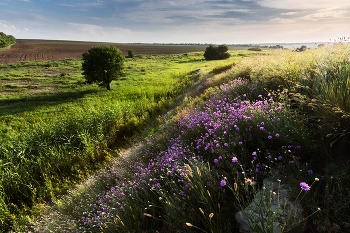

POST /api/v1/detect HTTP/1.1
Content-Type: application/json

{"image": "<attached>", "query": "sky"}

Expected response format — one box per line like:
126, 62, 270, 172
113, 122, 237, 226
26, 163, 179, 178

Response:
0, 0, 349, 44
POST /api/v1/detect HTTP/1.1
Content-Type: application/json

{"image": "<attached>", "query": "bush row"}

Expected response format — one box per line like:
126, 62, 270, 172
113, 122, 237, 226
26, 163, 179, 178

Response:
0, 32, 16, 48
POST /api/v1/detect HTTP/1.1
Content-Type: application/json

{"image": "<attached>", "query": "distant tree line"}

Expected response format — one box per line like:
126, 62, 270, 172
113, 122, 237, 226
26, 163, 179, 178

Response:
248, 47, 262, 51
295, 45, 307, 52
0, 32, 16, 48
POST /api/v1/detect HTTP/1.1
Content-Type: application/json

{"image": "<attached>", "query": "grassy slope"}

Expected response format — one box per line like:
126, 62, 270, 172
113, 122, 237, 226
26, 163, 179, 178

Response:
24, 46, 350, 232
0, 49, 263, 232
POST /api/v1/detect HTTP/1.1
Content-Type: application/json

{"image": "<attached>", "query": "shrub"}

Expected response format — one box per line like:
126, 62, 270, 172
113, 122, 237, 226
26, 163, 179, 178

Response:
248, 47, 262, 51
204, 44, 230, 60
127, 49, 134, 58
0, 32, 16, 48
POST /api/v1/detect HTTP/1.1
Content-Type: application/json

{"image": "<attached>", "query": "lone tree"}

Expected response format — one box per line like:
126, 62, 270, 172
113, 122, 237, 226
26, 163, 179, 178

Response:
82, 45, 125, 90
204, 44, 230, 60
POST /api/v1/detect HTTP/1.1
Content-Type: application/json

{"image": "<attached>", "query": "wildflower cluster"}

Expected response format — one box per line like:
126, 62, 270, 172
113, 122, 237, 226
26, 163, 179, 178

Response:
177, 79, 305, 176
53, 79, 310, 232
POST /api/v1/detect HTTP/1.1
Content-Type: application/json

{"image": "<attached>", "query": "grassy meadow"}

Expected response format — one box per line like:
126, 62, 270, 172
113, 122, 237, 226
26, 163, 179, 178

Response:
1, 43, 350, 233
0, 49, 259, 232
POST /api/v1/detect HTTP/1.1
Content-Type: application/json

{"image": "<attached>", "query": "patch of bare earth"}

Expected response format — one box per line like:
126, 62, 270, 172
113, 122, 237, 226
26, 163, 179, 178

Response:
0, 39, 207, 64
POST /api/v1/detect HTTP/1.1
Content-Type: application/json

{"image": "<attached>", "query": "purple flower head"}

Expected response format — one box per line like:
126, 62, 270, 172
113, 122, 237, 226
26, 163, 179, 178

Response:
214, 158, 219, 163
300, 182, 310, 191
218, 156, 223, 160
307, 169, 313, 175
259, 127, 265, 131
275, 133, 280, 137
220, 179, 227, 187
238, 141, 243, 145
252, 151, 257, 156
278, 155, 283, 161
232, 157, 238, 163
268, 135, 272, 140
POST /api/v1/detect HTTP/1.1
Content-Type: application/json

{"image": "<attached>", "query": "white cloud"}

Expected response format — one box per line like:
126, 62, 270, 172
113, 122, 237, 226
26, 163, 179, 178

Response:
298, 10, 350, 21
0, 21, 18, 34
270, 17, 296, 23
67, 23, 130, 35
257, 0, 350, 10
281, 12, 298, 16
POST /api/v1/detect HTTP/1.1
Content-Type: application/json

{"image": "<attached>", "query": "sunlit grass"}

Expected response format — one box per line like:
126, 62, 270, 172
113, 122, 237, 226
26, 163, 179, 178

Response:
3, 44, 350, 233
0, 49, 253, 231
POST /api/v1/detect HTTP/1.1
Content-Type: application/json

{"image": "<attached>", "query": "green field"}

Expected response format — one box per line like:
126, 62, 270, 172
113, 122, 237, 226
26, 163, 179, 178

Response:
0, 49, 263, 231
1, 44, 350, 233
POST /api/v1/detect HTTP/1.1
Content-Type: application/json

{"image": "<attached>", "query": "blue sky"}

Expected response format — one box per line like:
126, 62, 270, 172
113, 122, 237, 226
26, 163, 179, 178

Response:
0, 0, 349, 44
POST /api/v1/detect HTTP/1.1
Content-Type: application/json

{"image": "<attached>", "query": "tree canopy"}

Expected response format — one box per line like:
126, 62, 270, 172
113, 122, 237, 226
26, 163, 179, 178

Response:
82, 45, 125, 90
0, 32, 16, 48
204, 44, 230, 60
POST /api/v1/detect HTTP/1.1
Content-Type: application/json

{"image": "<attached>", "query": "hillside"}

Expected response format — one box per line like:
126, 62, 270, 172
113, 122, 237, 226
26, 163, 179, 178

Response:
21, 43, 350, 233
1, 43, 349, 233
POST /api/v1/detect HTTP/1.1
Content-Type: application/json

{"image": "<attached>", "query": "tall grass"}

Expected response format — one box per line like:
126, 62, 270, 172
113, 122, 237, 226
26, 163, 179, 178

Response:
0, 50, 250, 231
26, 77, 315, 232
5, 45, 350, 232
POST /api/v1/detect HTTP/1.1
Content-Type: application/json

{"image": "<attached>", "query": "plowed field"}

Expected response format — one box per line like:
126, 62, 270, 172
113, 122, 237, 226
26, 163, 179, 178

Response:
0, 39, 207, 64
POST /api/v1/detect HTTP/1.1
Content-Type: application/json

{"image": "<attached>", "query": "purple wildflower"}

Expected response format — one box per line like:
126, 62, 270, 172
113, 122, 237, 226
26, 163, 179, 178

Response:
268, 135, 272, 139
220, 179, 227, 187
214, 158, 219, 163
278, 155, 282, 160
275, 133, 280, 137
300, 182, 311, 191
307, 169, 313, 175
232, 157, 238, 163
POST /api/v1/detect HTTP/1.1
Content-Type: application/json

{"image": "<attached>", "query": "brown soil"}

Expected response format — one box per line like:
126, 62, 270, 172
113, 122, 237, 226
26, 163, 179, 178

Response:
0, 39, 207, 64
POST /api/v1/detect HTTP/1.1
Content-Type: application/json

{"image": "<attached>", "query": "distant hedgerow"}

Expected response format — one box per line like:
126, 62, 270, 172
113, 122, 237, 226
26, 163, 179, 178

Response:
0, 32, 16, 48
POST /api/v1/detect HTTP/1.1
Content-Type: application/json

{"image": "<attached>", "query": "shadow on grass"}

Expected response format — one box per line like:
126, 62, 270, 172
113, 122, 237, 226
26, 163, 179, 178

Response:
0, 89, 101, 116
176, 58, 205, 64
